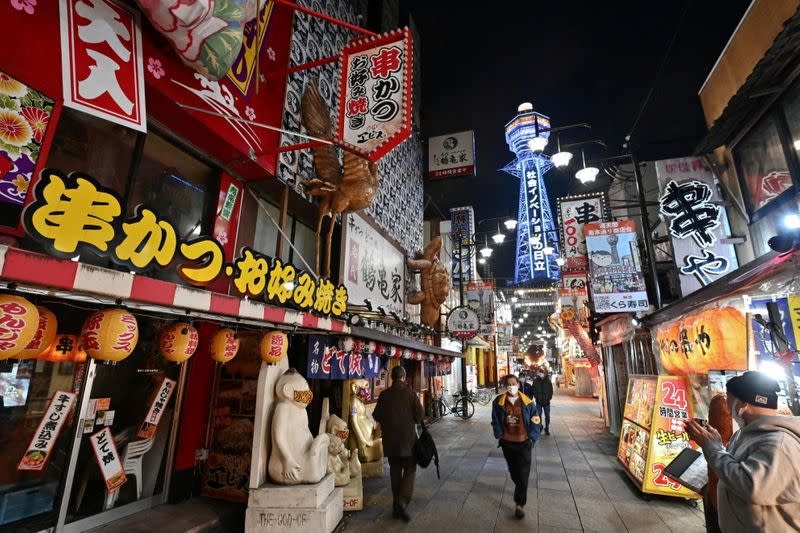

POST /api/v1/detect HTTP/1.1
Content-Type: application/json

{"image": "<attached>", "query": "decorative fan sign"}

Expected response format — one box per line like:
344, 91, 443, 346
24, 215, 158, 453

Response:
447, 306, 479, 340
338, 28, 413, 162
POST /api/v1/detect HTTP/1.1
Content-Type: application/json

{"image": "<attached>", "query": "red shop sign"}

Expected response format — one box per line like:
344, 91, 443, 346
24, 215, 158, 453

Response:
59, 0, 146, 132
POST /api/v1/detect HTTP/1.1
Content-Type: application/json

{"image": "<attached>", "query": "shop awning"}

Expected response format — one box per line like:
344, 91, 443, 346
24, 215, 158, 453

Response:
347, 325, 464, 359
0, 246, 349, 334
642, 249, 800, 327
695, 8, 800, 154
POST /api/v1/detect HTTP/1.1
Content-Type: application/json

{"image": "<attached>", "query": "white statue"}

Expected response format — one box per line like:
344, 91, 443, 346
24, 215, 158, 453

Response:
268, 369, 329, 485
326, 435, 351, 487
325, 414, 361, 484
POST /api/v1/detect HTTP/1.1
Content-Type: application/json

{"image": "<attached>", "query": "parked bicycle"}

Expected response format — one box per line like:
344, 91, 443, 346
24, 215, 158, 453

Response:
432, 388, 475, 420
471, 388, 494, 405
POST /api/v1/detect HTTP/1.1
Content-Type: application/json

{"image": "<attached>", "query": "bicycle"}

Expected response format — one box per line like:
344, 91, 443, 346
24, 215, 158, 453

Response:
472, 388, 494, 406
433, 388, 475, 420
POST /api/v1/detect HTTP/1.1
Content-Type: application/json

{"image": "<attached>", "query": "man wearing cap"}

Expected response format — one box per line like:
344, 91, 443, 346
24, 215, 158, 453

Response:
686, 371, 800, 532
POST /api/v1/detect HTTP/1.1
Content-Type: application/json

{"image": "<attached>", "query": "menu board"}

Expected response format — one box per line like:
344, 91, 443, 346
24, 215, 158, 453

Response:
617, 375, 700, 499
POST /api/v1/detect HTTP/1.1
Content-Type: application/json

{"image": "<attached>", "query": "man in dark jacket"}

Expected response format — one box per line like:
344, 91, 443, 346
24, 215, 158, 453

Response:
531, 371, 554, 435
491, 374, 541, 519
372, 365, 423, 522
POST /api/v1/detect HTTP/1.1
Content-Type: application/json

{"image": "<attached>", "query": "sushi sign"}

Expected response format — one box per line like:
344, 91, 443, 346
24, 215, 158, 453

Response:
18, 391, 76, 471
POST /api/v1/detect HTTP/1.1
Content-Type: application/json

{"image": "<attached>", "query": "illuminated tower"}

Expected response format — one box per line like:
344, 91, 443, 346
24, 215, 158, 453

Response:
502, 103, 560, 285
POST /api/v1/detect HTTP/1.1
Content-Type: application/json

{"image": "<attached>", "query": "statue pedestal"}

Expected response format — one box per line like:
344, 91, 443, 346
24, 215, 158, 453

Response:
342, 475, 363, 512
245, 473, 343, 533
360, 460, 383, 478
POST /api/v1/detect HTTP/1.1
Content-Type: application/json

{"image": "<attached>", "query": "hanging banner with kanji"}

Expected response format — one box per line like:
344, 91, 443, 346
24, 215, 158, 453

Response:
654, 157, 738, 295
557, 194, 606, 271
18, 391, 76, 471
560, 307, 600, 366
585, 220, 650, 313
90, 427, 128, 491
138, 377, 177, 439
306, 335, 382, 380
59, 0, 147, 132
338, 28, 413, 162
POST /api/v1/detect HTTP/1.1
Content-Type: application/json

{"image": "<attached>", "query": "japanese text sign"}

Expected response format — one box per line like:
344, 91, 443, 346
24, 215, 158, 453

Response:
90, 427, 127, 491
466, 281, 495, 336
560, 307, 600, 366
59, 0, 146, 132
427, 131, 476, 179
18, 391, 76, 471
22, 170, 348, 316
342, 213, 405, 317
557, 194, 605, 271
449, 206, 476, 284
654, 157, 737, 295
338, 28, 413, 162
447, 306, 479, 340
306, 335, 382, 380
585, 220, 650, 314
138, 377, 176, 439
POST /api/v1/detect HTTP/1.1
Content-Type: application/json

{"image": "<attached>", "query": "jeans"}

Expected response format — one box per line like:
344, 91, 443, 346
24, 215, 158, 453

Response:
538, 404, 551, 430
388, 456, 416, 506
500, 439, 532, 506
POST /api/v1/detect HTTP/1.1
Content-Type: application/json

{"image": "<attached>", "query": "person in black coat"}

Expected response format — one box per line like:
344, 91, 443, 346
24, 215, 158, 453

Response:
531, 371, 554, 434
372, 365, 423, 522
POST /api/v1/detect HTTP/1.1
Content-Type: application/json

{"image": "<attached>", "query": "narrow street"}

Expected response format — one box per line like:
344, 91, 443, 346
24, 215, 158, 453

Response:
340, 389, 706, 533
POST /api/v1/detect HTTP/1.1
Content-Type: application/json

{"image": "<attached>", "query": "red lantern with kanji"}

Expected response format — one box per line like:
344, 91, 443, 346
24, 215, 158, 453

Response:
17, 306, 58, 360
41, 334, 86, 363
259, 330, 288, 364
80, 308, 139, 362
159, 323, 199, 363
209, 328, 239, 363
0, 294, 39, 360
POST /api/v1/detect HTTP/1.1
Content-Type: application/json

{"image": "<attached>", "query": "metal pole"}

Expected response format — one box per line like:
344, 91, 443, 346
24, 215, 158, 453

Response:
629, 142, 662, 308
458, 237, 468, 396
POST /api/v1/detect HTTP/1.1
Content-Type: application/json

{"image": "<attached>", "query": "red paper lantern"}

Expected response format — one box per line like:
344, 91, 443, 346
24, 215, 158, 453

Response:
259, 330, 288, 364
81, 308, 139, 362
209, 328, 239, 363
0, 294, 39, 360
17, 306, 58, 360
159, 322, 199, 363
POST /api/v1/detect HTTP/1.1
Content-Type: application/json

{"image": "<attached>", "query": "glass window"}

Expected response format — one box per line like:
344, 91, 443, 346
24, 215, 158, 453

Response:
253, 200, 282, 260
733, 113, 793, 215
291, 219, 316, 272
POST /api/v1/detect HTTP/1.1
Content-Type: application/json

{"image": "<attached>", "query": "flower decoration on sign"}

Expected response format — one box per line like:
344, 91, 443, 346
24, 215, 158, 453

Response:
215, 230, 229, 246
147, 57, 165, 79
245, 105, 256, 121
266, 47, 276, 61
10, 0, 36, 15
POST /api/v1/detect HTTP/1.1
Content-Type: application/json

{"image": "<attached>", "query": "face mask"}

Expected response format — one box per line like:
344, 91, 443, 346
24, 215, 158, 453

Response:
293, 389, 313, 405
356, 387, 371, 402
507, 385, 519, 396
731, 399, 747, 428
335, 429, 349, 441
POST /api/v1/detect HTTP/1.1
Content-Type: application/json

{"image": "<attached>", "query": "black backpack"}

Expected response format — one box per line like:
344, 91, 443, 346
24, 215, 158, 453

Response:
414, 421, 440, 479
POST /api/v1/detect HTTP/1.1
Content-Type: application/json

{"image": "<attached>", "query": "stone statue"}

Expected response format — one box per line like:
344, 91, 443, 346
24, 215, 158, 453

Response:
326, 435, 351, 487
327, 414, 361, 479
268, 369, 329, 485
407, 236, 451, 327
349, 379, 383, 463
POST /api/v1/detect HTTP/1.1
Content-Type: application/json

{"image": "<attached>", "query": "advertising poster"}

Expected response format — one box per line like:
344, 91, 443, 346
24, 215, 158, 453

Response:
622, 376, 657, 430
557, 194, 605, 271
450, 206, 476, 284
560, 307, 600, 366
89, 427, 127, 492
750, 297, 800, 374
585, 220, 649, 313
618, 419, 649, 485
427, 130, 476, 179
655, 157, 738, 294
138, 377, 177, 439
342, 213, 405, 317
18, 391, 76, 471
466, 281, 495, 336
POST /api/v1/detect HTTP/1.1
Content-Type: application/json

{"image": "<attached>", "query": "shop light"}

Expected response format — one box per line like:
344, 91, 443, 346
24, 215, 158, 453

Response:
283, 281, 296, 291
538, 326, 543, 331
504, 218, 518, 231
478, 257, 487, 265
784, 213, 800, 229
543, 246, 554, 255
556, 257, 565, 266
760, 360, 788, 382
511, 297, 518, 303
523, 313, 529, 318
528, 136, 548, 153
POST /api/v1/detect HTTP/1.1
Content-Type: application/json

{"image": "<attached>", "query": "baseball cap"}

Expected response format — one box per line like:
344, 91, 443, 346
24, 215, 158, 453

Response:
726, 371, 780, 409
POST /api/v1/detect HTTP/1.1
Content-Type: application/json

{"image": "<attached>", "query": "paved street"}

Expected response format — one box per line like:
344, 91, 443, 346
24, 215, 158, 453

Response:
340, 388, 706, 533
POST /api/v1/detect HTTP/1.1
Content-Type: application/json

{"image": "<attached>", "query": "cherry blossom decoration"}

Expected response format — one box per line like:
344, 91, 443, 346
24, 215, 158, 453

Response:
10, 0, 36, 15
147, 57, 165, 79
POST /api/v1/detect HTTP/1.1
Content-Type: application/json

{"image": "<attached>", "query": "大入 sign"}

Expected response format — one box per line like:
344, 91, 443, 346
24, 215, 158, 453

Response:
427, 131, 476, 179
18, 391, 76, 471
22, 170, 348, 317
585, 220, 650, 314
342, 213, 405, 317
654, 157, 738, 294
59, 0, 146, 132
447, 306, 479, 340
338, 28, 413, 162
557, 194, 606, 271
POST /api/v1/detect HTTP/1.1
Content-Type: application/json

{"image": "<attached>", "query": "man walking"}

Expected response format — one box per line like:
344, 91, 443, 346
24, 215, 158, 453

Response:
491, 374, 541, 519
685, 371, 800, 532
531, 371, 554, 435
372, 365, 423, 522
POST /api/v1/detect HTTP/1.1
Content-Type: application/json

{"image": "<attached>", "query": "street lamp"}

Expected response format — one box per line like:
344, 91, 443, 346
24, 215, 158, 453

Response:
550, 135, 572, 168
504, 218, 518, 231
575, 148, 599, 184
478, 257, 487, 265
479, 235, 492, 258
491, 222, 505, 244
527, 136, 548, 153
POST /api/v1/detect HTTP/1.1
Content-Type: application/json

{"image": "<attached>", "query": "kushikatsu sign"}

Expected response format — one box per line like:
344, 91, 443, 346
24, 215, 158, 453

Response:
22, 169, 348, 317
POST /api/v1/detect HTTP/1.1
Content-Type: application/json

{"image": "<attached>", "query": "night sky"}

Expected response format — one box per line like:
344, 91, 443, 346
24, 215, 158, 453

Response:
406, 0, 751, 284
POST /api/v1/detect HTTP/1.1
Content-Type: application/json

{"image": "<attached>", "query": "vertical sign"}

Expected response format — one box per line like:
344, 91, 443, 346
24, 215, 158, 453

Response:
427, 130, 476, 179
449, 206, 476, 285
138, 377, 177, 439
557, 194, 606, 271
585, 220, 650, 313
59, 0, 147, 132
655, 157, 737, 294
90, 427, 127, 491
338, 28, 413, 162
466, 281, 495, 336
18, 391, 76, 471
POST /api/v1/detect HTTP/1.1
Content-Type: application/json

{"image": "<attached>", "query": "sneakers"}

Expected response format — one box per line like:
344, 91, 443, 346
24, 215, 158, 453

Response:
514, 505, 525, 519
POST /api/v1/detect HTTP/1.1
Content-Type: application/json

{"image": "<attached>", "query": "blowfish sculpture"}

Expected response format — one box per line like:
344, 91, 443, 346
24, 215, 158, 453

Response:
300, 78, 379, 277
407, 236, 450, 327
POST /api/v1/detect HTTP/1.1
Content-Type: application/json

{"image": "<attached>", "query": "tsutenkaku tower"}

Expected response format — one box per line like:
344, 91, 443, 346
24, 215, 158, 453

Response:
501, 103, 560, 285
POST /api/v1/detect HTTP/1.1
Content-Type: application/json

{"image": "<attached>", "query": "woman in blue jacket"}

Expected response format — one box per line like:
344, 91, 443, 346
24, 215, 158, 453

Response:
491, 374, 542, 519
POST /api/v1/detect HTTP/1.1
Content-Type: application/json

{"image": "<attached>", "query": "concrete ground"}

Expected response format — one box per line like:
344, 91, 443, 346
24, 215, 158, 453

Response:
339, 388, 706, 533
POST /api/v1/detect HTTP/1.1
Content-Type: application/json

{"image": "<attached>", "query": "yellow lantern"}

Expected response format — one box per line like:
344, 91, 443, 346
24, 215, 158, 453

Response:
209, 328, 239, 363
17, 306, 58, 360
0, 294, 39, 360
41, 334, 86, 363
259, 330, 288, 364
80, 308, 139, 362
159, 322, 199, 363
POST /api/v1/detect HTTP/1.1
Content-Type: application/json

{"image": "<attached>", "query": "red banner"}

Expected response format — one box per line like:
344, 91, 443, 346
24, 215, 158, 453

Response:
561, 308, 600, 366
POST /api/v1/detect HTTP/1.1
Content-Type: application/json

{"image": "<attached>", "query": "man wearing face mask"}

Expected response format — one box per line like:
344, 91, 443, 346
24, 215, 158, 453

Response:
491, 374, 541, 519
531, 371, 554, 435
685, 371, 800, 532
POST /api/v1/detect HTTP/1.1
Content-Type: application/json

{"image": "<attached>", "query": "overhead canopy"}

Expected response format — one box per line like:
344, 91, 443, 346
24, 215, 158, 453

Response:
347, 325, 464, 359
